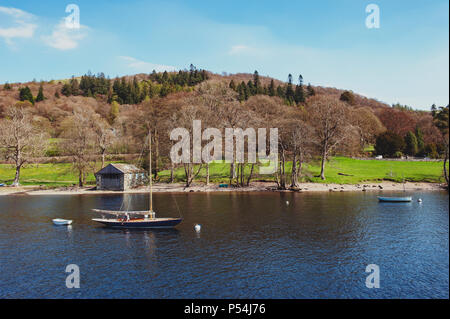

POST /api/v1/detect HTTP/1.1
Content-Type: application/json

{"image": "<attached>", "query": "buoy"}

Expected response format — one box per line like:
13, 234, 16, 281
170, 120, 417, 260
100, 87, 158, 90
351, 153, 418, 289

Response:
286, 201, 289, 205
194, 224, 201, 232
418, 199, 422, 203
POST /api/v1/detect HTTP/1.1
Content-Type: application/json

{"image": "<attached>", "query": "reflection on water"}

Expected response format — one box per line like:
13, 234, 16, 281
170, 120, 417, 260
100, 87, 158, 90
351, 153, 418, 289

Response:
0, 191, 448, 298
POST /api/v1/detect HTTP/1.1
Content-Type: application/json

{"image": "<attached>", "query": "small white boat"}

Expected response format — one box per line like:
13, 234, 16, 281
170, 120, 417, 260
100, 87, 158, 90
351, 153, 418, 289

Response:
52, 218, 73, 226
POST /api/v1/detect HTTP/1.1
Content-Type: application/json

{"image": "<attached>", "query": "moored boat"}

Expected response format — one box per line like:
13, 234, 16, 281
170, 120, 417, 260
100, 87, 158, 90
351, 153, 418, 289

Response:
378, 196, 412, 202
91, 131, 182, 229
52, 218, 73, 225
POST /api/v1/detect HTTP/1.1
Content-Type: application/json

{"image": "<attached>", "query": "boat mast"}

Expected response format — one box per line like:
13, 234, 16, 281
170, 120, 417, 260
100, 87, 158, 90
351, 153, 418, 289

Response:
149, 130, 153, 212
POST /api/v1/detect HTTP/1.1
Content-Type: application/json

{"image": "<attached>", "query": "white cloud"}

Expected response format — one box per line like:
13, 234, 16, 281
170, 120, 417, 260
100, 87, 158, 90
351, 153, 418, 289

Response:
119, 56, 177, 72
42, 20, 87, 50
0, 6, 37, 44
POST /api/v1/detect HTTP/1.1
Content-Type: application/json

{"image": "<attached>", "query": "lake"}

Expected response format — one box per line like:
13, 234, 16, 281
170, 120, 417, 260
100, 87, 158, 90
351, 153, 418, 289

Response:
0, 191, 448, 298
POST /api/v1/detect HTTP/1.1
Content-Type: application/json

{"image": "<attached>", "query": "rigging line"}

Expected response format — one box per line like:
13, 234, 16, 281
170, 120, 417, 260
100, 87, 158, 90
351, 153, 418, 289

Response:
172, 193, 183, 219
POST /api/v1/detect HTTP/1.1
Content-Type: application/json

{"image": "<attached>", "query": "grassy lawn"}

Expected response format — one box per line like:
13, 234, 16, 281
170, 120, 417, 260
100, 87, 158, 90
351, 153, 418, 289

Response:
0, 157, 447, 186
158, 157, 447, 184
0, 163, 99, 187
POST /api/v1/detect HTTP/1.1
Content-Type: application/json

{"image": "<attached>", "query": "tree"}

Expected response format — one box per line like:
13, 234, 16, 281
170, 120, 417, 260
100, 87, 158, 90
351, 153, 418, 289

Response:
351, 107, 386, 151
340, 91, 355, 105
294, 75, 305, 104
415, 127, 425, 155
308, 95, 350, 180
3, 82, 12, 90
92, 119, 115, 168
285, 74, 295, 104
375, 131, 405, 157
109, 101, 120, 124
404, 131, 418, 156
306, 83, 315, 97
0, 106, 47, 186
432, 105, 449, 187
19, 86, 34, 105
36, 84, 45, 102
60, 108, 97, 187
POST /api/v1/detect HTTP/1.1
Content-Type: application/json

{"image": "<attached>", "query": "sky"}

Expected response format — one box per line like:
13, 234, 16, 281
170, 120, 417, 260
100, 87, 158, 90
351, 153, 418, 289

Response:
0, 0, 448, 110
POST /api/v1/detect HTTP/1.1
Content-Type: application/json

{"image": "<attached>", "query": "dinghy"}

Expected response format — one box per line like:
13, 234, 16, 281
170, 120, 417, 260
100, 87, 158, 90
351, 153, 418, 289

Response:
52, 218, 73, 226
378, 196, 412, 202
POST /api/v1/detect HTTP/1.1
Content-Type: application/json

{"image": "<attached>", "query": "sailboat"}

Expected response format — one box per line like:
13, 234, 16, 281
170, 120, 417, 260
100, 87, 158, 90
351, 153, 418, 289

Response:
92, 132, 183, 229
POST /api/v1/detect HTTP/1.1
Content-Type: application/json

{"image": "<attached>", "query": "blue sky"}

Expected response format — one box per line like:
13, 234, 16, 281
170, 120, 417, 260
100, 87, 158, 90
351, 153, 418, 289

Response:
0, 0, 448, 110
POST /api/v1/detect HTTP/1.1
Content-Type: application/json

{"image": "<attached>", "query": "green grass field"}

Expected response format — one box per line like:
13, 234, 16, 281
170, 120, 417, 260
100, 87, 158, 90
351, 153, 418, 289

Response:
0, 157, 447, 187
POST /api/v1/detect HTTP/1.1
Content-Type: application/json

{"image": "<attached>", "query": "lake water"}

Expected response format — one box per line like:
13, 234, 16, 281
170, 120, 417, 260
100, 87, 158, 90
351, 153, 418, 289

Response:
0, 191, 448, 299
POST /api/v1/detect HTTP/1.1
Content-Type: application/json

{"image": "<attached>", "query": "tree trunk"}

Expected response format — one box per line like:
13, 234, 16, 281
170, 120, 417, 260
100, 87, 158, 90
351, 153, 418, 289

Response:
78, 169, 84, 187
291, 153, 298, 188
320, 145, 327, 180
247, 163, 254, 186
229, 161, 235, 186
101, 151, 106, 168
279, 150, 286, 189
206, 163, 210, 185
170, 163, 174, 183
12, 165, 21, 187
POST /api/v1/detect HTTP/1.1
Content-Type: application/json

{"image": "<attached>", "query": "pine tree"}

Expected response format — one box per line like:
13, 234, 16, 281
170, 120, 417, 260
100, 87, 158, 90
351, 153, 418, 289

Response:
36, 84, 45, 102
285, 74, 295, 104
253, 70, 261, 94
307, 83, 315, 96
19, 86, 34, 105
294, 75, 305, 104
3, 82, 12, 90
268, 79, 275, 96
229, 80, 236, 91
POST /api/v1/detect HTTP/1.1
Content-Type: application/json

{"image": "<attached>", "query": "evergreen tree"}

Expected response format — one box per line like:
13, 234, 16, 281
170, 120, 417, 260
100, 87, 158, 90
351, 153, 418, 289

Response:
253, 70, 261, 94
36, 84, 45, 102
415, 127, 425, 155
229, 80, 236, 91
294, 74, 305, 104
70, 78, 79, 96
268, 79, 275, 96
307, 83, 315, 96
404, 131, 418, 156
285, 74, 295, 104
340, 91, 355, 105
61, 84, 71, 96
19, 86, 34, 105
3, 82, 12, 90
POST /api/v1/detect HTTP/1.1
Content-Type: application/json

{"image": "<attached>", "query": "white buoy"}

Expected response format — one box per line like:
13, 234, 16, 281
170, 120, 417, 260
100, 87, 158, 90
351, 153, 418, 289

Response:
286, 201, 289, 205
194, 224, 201, 232
418, 198, 422, 203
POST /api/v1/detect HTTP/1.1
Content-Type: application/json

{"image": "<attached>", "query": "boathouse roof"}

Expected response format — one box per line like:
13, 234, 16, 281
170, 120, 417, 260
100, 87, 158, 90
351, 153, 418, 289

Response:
95, 163, 145, 175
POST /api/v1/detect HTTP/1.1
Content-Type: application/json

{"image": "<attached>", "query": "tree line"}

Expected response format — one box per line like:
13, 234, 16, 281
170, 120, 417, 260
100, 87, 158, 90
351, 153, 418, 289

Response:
229, 71, 316, 105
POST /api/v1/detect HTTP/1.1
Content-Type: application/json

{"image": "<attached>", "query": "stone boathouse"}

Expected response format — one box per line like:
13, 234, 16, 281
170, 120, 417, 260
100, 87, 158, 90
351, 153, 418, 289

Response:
95, 164, 148, 191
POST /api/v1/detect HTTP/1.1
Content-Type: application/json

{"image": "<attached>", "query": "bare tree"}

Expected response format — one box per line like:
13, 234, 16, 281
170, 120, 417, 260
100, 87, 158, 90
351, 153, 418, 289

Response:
0, 106, 48, 186
92, 118, 115, 168
59, 107, 97, 187
308, 95, 351, 180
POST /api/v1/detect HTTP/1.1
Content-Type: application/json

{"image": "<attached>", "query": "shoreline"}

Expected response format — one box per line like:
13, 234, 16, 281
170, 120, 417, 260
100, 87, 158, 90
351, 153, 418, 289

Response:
0, 181, 446, 196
